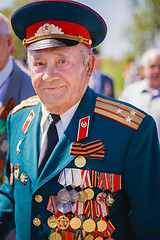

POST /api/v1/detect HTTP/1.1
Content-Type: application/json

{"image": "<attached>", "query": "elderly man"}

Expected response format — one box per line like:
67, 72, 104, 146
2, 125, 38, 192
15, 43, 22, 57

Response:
119, 48, 160, 142
0, 1, 160, 240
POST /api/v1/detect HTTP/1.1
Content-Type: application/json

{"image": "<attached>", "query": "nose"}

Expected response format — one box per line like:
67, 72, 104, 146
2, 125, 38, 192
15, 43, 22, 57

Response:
42, 65, 59, 82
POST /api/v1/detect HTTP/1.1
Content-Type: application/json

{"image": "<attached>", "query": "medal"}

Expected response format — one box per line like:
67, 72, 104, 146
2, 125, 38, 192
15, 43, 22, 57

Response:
57, 215, 70, 230
96, 192, 107, 204
95, 237, 103, 240
97, 219, 107, 232
10, 163, 14, 186
20, 173, 27, 185
84, 188, 94, 200
57, 189, 70, 203
74, 156, 86, 168
84, 234, 94, 240
78, 190, 88, 203
14, 164, 19, 180
47, 215, 58, 229
106, 193, 115, 207
49, 232, 62, 240
70, 189, 79, 202
83, 219, 96, 232
70, 216, 82, 230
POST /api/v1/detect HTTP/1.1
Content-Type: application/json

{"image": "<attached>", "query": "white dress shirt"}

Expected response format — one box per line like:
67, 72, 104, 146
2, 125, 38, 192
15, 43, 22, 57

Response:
39, 102, 80, 152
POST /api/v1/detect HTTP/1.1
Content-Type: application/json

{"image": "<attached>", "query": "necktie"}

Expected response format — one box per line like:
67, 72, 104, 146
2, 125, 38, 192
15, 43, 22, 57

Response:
38, 114, 60, 175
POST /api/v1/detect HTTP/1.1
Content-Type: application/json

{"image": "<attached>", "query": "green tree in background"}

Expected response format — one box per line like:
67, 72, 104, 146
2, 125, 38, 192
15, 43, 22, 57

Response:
128, 0, 160, 57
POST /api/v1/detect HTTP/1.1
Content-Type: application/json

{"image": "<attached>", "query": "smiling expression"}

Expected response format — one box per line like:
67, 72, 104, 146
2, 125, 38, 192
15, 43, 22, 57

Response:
28, 44, 94, 114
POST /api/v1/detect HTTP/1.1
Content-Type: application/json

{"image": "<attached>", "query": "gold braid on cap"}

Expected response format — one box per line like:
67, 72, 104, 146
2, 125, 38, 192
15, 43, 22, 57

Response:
22, 34, 92, 47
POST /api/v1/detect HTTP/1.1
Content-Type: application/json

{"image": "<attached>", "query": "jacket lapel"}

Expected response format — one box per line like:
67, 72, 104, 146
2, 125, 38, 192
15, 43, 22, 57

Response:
35, 87, 97, 189
19, 103, 41, 184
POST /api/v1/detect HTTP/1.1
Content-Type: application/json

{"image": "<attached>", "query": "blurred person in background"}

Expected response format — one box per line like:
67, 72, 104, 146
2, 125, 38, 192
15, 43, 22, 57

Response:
89, 48, 115, 98
119, 48, 160, 142
123, 61, 141, 87
0, 13, 35, 240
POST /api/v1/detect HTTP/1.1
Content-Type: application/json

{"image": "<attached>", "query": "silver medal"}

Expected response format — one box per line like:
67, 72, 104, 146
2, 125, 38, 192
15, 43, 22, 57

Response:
57, 188, 71, 203
69, 189, 79, 202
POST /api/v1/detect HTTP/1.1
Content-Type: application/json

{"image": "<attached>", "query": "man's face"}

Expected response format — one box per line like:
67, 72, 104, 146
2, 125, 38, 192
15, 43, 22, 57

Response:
29, 44, 94, 114
142, 55, 160, 90
0, 34, 12, 71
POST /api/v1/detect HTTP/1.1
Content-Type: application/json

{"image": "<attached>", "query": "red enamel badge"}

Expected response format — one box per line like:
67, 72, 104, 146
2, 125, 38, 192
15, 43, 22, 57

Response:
22, 110, 35, 134
77, 116, 90, 141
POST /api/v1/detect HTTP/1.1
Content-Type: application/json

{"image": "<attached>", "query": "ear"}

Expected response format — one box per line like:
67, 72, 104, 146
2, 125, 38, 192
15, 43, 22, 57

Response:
86, 54, 95, 79
140, 66, 145, 79
6, 34, 13, 53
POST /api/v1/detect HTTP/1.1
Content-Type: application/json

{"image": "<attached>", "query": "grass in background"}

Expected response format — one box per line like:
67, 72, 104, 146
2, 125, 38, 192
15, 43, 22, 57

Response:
101, 58, 125, 99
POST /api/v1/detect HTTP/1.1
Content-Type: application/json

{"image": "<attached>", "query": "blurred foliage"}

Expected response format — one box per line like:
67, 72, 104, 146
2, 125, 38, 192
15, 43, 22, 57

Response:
127, 0, 160, 57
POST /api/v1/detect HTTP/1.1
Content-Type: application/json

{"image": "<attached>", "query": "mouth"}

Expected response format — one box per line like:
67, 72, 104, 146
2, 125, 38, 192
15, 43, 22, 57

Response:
43, 86, 65, 92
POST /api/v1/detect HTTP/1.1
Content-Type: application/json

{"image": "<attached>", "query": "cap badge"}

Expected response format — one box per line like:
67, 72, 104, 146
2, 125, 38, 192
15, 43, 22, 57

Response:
35, 23, 64, 37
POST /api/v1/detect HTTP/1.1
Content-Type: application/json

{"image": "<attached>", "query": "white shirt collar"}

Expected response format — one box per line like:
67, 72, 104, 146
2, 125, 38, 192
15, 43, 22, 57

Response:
40, 101, 80, 133
0, 57, 13, 88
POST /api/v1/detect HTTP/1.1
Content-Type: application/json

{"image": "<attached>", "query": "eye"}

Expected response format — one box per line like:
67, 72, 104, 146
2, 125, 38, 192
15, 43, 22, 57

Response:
35, 61, 45, 66
58, 59, 68, 64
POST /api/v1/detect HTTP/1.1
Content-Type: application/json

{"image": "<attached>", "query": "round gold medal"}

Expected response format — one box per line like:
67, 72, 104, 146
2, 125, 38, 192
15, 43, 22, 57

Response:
49, 232, 62, 240
84, 188, 94, 200
74, 156, 86, 168
78, 190, 88, 203
97, 219, 107, 232
95, 237, 103, 240
84, 234, 94, 240
70, 216, 82, 229
47, 215, 58, 229
83, 219, 96, 232
57, 215, 70, 230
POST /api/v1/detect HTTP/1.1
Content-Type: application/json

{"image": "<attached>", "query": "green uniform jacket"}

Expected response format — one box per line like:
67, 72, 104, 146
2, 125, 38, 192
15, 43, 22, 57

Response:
0, 87, 160, 240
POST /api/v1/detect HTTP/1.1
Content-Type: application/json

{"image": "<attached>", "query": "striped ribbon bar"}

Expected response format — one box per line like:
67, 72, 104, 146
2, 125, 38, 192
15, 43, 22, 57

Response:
70, 140, 105, 160
46, 196, 58, 214
110, 173, 121, 192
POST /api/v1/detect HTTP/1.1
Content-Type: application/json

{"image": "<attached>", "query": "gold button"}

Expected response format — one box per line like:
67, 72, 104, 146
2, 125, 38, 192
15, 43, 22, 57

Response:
35, 195, 43, 203
74, 156, 86, 168
33, 218, 41, 226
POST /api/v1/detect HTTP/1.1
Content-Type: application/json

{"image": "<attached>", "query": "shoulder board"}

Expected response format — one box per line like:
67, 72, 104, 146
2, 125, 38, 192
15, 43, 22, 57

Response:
94, 97, 146, 130
11, 95, 40, 115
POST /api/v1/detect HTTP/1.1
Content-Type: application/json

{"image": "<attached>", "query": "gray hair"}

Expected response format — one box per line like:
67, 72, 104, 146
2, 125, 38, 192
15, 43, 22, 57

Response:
0, 13, 10, 37
141, 48, 160, 67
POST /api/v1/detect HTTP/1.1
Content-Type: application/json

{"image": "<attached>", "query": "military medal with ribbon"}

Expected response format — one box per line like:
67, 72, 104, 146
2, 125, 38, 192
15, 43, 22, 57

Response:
57, 168, 74, 213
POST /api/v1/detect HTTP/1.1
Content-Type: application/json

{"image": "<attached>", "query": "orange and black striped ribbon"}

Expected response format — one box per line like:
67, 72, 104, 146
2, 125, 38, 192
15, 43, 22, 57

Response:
70, 140, 105, 160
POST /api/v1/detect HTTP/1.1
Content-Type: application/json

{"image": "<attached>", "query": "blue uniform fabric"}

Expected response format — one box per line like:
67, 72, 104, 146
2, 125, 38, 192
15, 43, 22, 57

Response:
0, 87, 160, 240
